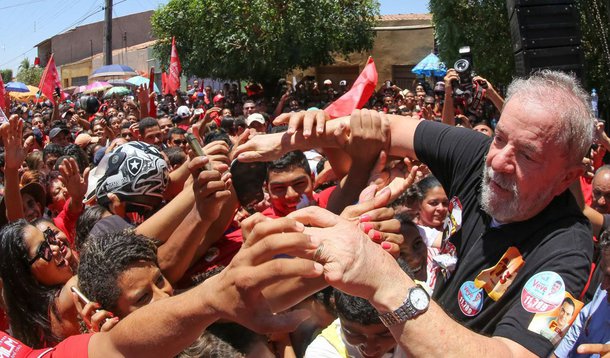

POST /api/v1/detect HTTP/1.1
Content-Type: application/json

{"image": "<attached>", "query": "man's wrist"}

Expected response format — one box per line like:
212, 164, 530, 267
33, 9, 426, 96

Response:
370, 268, 413, 313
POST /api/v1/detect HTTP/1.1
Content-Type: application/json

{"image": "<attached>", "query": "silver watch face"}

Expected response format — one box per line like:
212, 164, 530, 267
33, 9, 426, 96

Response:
410, 287, 430, 311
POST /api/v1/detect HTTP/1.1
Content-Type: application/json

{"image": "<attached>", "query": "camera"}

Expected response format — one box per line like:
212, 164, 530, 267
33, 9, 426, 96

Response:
451, 46, 474, 99
452, 46, 486, 115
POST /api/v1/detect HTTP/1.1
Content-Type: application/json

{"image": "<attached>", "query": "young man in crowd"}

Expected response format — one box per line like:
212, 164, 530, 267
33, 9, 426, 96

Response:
166, 127, 187, 153
138, 117, 163, 149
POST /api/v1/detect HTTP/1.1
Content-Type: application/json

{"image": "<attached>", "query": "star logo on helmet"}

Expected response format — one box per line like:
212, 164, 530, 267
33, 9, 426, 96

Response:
127, 157, 143, 176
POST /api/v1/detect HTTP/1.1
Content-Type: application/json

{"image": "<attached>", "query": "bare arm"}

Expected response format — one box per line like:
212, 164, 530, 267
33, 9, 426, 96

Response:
569, 178, 603, 235
294, 207, 538, 358
235, 110, 421, 164
442, 69, 458, 126
88, 216, 320, 358
1, 116, 25, 222
157, 157, 231, 283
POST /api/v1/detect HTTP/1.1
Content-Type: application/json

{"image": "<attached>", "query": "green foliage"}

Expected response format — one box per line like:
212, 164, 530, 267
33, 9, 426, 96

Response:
429, 0, 515, 87
0, 69, 12, 84
577, 0, 610, 120
15, 58, 43, 86
151, 0, 379, 86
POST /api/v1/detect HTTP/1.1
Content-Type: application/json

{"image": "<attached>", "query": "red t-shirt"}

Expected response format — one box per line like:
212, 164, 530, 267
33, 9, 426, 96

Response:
0, 331, 92, 357
53, 199, 82, 248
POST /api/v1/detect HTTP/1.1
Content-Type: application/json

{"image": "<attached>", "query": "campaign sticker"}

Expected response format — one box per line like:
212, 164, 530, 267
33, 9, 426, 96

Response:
521, 271, 565, 313
458, 281, 484, 317
444, 196, 463, 237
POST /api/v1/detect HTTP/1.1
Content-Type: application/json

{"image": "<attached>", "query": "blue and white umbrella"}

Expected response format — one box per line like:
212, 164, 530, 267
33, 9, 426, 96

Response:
90, 64, 137, 79
126, 76, 160, 94
411, 53, 447, 77
5, 81, 29, 93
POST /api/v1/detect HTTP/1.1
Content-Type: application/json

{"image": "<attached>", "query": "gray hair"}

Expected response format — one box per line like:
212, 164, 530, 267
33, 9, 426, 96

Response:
505, 70, 595, 164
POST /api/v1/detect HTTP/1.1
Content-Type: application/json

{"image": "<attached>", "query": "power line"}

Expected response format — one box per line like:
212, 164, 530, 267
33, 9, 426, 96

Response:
0, 0, 45, 11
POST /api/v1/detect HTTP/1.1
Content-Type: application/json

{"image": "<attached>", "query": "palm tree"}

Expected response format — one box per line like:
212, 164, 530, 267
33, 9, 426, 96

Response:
18, 58, 31, 72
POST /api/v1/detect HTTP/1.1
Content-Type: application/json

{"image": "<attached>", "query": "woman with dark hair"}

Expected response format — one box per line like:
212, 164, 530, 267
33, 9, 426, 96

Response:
411, 175, 449, 248
0, 218, 117, 348
0, 220, 76, 347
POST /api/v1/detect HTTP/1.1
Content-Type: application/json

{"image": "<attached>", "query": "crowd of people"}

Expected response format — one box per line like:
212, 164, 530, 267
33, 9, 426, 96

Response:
0, 66, 608, 358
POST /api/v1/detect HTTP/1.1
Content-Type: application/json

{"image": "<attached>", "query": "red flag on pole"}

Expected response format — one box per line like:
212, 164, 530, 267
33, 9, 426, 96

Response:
324, 57, 378, 119
148, 68, 157, 118
166, 36, 181, 95
161, 72, 168, 95
0, 74, 6, 112
38, 54, 63, 105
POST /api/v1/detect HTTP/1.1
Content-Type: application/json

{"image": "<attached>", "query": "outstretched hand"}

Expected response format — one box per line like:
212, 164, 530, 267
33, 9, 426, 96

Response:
205, 214, 322, 333
0, 115, 25, 170
274, 109, 329, 137
59, 157, 88, 203
287, 205, 405, 302
188, 156, 232, 222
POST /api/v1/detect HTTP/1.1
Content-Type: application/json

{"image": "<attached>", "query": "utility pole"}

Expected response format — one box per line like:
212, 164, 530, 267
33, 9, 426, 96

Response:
103, 0, 113, 65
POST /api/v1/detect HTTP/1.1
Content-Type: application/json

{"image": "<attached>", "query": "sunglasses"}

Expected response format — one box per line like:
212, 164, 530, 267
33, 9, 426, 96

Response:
172, 139, 187, 145
28, 228, 59, 265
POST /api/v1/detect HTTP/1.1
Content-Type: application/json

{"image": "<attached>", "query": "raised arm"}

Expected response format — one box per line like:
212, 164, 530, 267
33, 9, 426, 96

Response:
1, 115, 25, 222
235, 109, 421, 164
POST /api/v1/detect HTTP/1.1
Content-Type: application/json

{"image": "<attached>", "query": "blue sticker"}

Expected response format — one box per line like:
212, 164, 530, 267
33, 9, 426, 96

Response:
521, 271, 565, 313
458, 281, 484, 317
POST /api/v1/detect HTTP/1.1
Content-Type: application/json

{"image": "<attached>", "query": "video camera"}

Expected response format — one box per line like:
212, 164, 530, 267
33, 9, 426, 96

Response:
451, 46, 487, 115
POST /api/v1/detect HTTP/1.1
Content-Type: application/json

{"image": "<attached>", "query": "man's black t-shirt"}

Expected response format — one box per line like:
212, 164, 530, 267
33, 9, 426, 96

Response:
414, 120, 593, 357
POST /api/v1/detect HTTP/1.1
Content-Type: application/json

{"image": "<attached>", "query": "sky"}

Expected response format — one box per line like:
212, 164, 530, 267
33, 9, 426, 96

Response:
0, 0, 430, 76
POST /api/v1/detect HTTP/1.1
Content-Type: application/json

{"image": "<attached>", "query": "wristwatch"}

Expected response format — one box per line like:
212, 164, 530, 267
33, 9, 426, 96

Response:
378, 284, 430, 327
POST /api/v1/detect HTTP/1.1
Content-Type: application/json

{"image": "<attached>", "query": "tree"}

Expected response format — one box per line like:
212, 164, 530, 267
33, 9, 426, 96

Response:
429, 0, 514, 88
0, 69, 12, 84
577, 0, 610, 120
151, 0, 379, 95
15, 58, 43, 86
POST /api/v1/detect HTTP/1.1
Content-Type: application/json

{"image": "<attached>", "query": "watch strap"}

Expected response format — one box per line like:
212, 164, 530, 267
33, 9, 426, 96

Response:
378, 284, 429, 327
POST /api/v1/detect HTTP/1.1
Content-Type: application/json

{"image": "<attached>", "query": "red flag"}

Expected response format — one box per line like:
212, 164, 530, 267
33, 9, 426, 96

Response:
0, 75, 6, 112
166, 36, 181, 95
324, 57, 378, 119
38, 54, 63, 105
161, 72, 168, 95
148, 68, 157, 118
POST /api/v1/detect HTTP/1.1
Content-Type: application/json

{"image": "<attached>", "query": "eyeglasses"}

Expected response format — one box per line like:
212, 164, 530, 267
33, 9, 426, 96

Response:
28, 228, 58, 265
172, 139, 187, 145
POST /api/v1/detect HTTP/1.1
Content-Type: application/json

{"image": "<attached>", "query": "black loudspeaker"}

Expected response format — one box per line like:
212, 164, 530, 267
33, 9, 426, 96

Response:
509, 4, 580, 51
514, 46, 584, 78
506, 0, 584, 79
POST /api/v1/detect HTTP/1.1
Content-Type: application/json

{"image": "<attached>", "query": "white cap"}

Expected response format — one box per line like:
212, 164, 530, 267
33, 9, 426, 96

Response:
323, 79, 332, 85
245, 113, 265, 127
177, 105, 191, 118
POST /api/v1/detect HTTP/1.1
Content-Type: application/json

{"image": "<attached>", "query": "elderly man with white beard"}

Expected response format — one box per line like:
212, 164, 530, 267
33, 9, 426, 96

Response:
234, 70, 596, 357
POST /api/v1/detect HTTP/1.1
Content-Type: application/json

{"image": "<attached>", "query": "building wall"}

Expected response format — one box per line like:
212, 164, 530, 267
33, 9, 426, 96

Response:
292, 15, 435, 91
60, 59, 92, 87
38, 11, 155, 67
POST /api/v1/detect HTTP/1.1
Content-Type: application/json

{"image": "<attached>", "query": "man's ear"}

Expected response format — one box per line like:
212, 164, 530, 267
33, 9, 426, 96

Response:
555, 164, 585, 197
